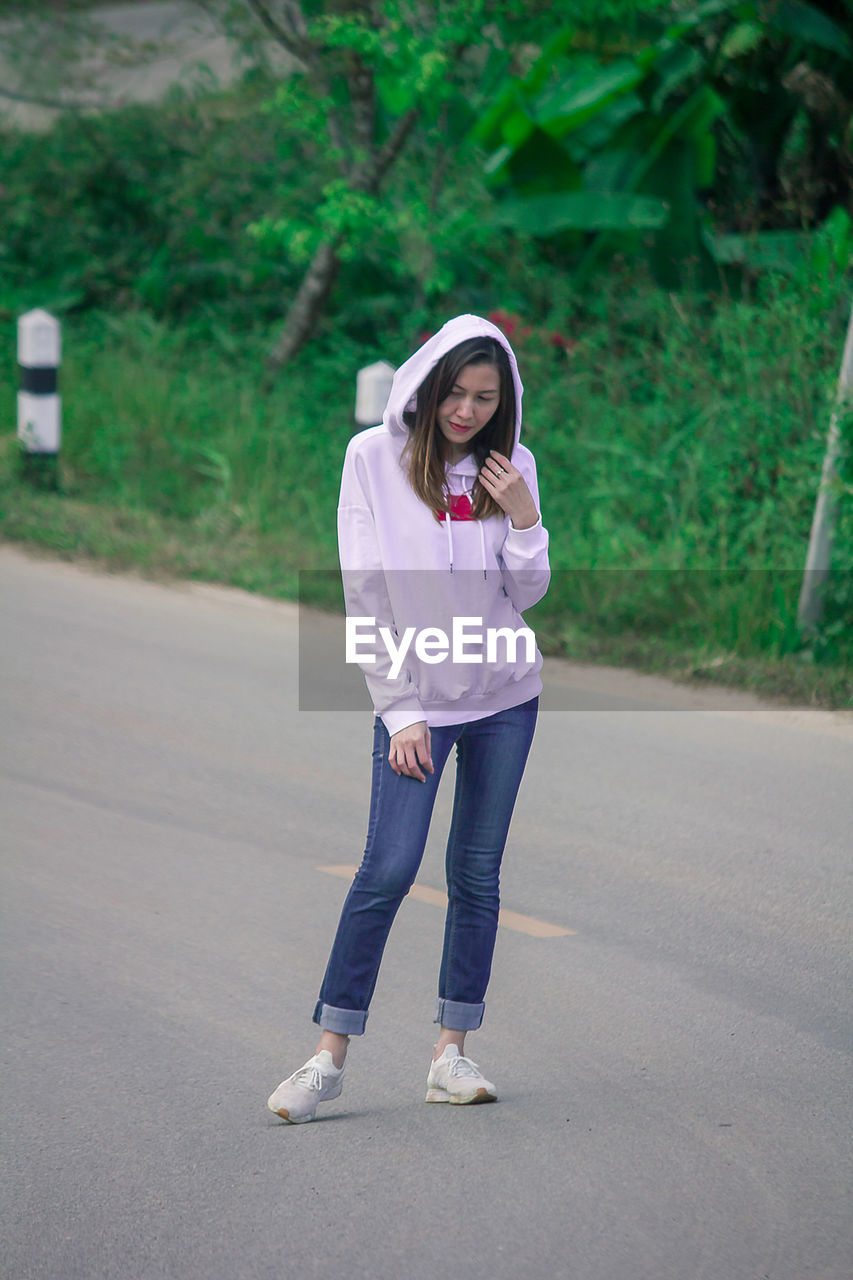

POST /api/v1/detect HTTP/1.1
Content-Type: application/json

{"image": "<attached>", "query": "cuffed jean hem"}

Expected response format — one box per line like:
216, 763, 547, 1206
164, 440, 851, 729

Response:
433, 998, 485, 1031
312, 1001, 368, 1036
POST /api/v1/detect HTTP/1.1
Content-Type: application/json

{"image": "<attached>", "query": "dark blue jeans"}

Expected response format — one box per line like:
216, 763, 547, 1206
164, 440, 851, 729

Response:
313, 696, 539, 1034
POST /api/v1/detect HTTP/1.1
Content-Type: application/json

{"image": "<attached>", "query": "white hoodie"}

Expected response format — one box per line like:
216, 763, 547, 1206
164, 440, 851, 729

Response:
338, 314, 550, 735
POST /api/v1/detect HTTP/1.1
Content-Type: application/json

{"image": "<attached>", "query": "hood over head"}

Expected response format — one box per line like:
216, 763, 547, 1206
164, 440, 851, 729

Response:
382, 314, 524, 452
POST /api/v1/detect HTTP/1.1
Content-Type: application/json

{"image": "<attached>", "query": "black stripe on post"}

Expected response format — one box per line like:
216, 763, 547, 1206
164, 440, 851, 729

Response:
19, 366, 58, 394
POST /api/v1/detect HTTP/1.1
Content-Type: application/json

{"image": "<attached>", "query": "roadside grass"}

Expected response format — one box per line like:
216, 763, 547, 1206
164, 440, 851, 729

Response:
2, 471, 848, 707
2, 272, 850, 709
0, 443, 307, 598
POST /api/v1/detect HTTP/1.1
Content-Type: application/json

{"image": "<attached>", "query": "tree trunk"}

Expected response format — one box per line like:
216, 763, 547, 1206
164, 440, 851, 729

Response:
264, 238, 341, 381
263, 105, 421, 379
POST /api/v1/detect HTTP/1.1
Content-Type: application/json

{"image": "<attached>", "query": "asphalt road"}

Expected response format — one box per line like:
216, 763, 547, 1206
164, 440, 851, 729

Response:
2, 546, 851, 1280
0, 2, 292, 131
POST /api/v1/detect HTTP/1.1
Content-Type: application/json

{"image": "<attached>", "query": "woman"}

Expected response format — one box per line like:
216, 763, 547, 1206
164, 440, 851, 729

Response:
268, 314, 550, 1122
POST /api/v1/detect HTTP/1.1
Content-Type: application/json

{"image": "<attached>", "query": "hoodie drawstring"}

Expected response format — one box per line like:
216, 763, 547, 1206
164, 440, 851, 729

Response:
444, 477, 487, 579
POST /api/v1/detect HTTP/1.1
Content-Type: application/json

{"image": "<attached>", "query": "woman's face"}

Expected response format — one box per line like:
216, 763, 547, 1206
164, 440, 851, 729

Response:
436, 361, 501, 460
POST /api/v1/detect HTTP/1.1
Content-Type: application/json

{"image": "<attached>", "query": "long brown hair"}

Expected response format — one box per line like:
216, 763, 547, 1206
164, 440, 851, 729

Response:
402, 337, 517, 520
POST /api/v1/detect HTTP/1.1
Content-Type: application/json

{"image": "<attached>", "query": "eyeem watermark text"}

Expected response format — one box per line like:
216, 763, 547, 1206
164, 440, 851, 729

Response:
346, 616, 536, 680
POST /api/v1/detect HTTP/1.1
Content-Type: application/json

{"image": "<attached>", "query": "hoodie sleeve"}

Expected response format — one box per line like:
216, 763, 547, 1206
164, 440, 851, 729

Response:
338, 439, 427, 736
499, 445, 551, 613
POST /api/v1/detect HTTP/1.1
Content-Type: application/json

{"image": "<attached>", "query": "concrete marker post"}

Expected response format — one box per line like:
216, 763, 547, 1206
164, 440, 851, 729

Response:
355, 360, 395, 426
18, 309, 61, 491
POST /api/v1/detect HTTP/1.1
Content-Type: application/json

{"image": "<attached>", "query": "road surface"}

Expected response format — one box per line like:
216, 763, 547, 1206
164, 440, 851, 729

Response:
2, 546, 851, 1280
0, 2, 292, 131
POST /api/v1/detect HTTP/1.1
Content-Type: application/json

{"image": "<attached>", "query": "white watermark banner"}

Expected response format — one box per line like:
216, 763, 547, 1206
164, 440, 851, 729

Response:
345, 616, 536, 678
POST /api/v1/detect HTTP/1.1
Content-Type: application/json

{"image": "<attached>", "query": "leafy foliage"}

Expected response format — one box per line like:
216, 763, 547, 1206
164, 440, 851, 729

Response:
0, 81, 309, 325
474, 0, 853, 288
0, 2, 849, 677
2, 262, 849, 674
205, 0, 562, 365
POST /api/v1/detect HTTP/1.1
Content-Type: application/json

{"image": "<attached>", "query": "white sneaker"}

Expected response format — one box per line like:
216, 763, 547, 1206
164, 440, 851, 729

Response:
425, 1044, 497, 1105
267, 1050, 345, 1123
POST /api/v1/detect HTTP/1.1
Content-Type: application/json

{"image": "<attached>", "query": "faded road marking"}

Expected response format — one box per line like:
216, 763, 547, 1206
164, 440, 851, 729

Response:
318, 865, 575, 938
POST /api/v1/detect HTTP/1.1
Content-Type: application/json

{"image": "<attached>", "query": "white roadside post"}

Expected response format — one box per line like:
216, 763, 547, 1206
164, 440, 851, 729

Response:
18, 309, 61, 490
355, 360, 395, 426
797, 301, 853, 634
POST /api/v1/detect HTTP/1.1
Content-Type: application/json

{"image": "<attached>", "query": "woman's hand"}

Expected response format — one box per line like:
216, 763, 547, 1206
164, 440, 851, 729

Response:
389, 721, 434, 782
479, 450, 540, 530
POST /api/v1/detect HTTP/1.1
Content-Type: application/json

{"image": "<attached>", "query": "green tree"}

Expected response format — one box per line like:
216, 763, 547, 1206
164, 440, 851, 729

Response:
473, 0, 853, 288
195, 0, 573, 375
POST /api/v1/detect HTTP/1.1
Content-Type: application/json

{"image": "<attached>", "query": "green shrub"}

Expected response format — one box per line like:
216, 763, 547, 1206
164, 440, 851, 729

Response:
0, 83, 849, 686
0, 80, 314, 325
